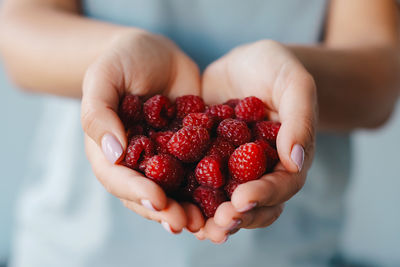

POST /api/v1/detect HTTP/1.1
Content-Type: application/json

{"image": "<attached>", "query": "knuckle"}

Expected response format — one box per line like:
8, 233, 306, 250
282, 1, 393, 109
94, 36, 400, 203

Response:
81, 104, 98, 136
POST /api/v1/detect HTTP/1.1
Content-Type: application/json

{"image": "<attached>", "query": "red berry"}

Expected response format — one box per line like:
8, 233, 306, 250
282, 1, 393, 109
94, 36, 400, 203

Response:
179, 171, 199, 201
235, 96, 266, 123
167, 126, 210, 162
145, 154, 183, 193
175, 95, 205, 119
206, 137, 235, 162
150, 131, 174, 154
217, 119, 251, 147
143, 95, 176, 129
229, 142, 267, 183
182, 113, 214, 131
253, 121, 281, 148
119, 94, 143, 127
224, 99, 240, 109
195, 156, 226, 189
193, 186, 227, 218
164, 119, 182, 132
124, 135, 155, 170
224, 178, 240, 199
254, 139, 279, 172
205, 104, 234, 123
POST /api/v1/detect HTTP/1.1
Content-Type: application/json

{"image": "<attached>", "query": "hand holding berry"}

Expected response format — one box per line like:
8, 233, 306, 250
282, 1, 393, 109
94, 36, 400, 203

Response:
197, 40, 317, 243
81, 30, 203, 234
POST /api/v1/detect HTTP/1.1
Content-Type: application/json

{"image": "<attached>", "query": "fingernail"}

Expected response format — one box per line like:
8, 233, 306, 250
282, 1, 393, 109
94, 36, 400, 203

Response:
225, 219, 242, 232
291, 144, 304, 172
101, 133, 123, 164
140, 199, 157, 212
215, 235, 229, 244
161, 221, 176, 234
236, 202, 257, 213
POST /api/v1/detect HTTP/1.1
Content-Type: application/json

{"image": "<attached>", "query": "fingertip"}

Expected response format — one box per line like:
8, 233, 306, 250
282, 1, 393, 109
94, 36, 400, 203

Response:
182, 203, 205, 233
101, 133, 124, 164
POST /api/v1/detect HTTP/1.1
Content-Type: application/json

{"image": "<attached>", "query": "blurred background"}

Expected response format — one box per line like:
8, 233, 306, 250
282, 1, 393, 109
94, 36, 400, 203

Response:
1, 60, 400, 266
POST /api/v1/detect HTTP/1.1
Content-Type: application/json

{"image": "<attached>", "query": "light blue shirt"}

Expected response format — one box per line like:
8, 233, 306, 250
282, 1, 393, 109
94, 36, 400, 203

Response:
9, 1, 352, 266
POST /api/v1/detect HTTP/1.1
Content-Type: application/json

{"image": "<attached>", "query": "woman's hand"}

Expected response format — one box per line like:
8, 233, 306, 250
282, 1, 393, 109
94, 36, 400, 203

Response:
81, 30, 204, 234
197, 40, 317, 243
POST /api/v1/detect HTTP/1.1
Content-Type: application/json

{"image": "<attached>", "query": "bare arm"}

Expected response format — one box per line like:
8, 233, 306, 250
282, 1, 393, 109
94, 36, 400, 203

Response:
0, 0, 137, 97
290, 0, 400, 131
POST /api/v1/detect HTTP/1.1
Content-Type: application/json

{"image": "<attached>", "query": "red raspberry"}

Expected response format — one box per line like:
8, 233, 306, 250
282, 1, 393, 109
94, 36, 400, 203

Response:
235, 96, 267, 123
143, 95, 176, 129
217, 119, 251, 147
205, 104, 234, 123
175, 95, 205, 119
224, 99, 240, 109
193, 186, 227, 218
123, 135, 155, 170
229, 142, 267, 183
253, 121, 281, 147
150, 131, 174, 154
182, 113, 214, 131
145, 154, 183, 193
224, 178, 240, 199
195, 156, 226, 189
119, 94, 143, 127
167, 126, 210, 162
178, 171, 199, 201
254, 139, 279, 172
206, 137, 235, 162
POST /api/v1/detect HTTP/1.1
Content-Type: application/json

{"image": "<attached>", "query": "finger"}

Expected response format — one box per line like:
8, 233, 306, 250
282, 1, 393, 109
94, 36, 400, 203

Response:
231, 163, 303, 211
181, 202, 205, 233
200, 218, 229, 244
122, 198, 187, 233
214, 202, 284, 230
274, 70, 317, 173
86, 135, 167, 211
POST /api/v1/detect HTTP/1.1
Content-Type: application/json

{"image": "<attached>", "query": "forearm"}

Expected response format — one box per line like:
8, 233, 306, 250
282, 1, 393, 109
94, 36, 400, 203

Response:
0, 3, 139, 97
290, 45, 400, 131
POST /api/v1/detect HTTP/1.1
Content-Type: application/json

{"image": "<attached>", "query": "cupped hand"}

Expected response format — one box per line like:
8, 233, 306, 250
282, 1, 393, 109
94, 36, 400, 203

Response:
197, 40, 317, 243
81, 29, 204, 234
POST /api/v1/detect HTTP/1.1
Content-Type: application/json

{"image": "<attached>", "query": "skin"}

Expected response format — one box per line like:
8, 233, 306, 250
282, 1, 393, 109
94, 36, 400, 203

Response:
0, 0, 399, 243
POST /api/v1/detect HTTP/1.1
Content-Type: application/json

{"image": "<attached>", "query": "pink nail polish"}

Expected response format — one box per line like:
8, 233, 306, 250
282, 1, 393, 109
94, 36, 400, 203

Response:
291, 144, 304, 172
236, 202, 257, 213
101, 133, 123, 164
141, 199, 157, 212
161, 221, 176, 234
225, 219, 242, 232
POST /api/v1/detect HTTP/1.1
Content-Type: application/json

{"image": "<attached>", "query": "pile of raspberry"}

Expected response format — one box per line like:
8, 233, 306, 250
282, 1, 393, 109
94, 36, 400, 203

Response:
119, 94, 281, 218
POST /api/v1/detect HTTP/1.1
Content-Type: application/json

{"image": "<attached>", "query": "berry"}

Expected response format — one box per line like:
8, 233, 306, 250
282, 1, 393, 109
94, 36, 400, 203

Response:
145, 154, 183, 193
253, 121, 281, 147
164, 119, 182, 132
224, 99, 240, 109
205, 104, 234, 123
195, 156, 225, 189
175, 95, 205, 119
217, 119, 251, 147
193, 186, 227, 218
235, 96, 266, 123
229, 142, 267, 183
182, 113, 214, 131
119, 94, 143, 127
150, 131, 174, 154
206, 137, 235, 162
143, 95, 176, 128
124, 135, 155, 170
224, 178, 240, 199
167, 126, 210, 162
179, 171, 199, 201
254, 139, 279, 172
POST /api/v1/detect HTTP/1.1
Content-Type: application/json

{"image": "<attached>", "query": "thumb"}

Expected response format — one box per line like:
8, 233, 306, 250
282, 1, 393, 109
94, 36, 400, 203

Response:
275, 73, 317, 173
81, 62, 127, 164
